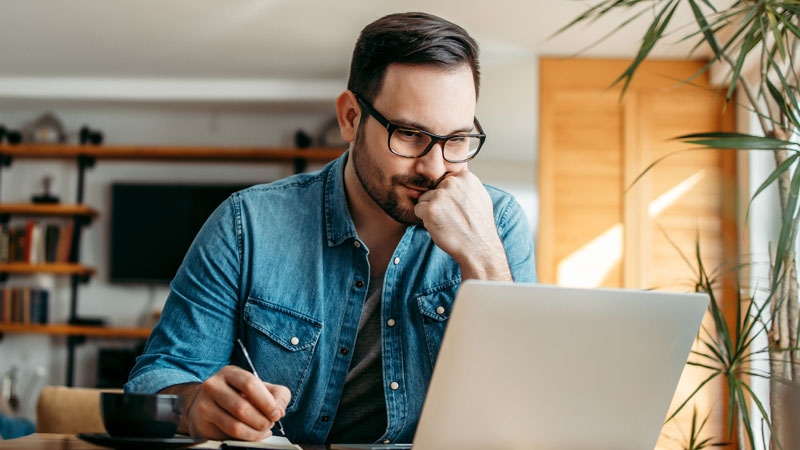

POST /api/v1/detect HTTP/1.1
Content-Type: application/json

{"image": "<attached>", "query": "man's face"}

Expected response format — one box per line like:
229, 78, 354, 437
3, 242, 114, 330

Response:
351, 63, 478, 225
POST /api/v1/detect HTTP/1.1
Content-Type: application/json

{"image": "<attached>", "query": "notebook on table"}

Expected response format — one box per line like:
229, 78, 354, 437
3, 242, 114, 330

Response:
333, 280, 708, 450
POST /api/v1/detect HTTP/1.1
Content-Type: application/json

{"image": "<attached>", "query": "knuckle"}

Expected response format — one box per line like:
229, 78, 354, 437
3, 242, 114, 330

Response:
227, 421, 248, 438
230, 401, 250, 419
241, 376, 262, 394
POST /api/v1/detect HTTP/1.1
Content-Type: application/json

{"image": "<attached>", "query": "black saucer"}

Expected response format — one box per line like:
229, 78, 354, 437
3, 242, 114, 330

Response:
77, 433, 206, 449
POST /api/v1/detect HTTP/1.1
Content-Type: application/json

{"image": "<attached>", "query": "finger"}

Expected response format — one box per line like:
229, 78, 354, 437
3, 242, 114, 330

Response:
414, 201, 429, 222
202, 402, 271, 441
266, 383, 292, 418
228, 373, 287, 422
193, 384, 270, 441
214, 383, 273, 431
417, 189, 435, 203
201, 371, 273, 433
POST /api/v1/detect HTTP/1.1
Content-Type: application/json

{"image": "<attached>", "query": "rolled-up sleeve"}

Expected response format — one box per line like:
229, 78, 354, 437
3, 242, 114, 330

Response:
125, 196, 242, 394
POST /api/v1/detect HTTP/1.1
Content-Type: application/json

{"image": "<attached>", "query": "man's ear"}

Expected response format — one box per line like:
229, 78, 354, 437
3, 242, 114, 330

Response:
336, 90, 361, 143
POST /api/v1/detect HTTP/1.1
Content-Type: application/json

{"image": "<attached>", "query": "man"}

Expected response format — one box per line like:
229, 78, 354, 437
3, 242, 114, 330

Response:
125, 11, 536, 445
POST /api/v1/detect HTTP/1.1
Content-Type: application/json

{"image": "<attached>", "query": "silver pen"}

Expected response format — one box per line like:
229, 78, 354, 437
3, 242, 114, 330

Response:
236, 338, 286, 436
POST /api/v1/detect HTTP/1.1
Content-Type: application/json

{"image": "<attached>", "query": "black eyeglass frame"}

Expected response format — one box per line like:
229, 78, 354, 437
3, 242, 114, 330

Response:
354, 93, 486, 163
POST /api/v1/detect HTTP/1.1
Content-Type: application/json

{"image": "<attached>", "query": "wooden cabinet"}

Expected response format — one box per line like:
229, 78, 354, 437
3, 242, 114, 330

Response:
0, 143, 344, 385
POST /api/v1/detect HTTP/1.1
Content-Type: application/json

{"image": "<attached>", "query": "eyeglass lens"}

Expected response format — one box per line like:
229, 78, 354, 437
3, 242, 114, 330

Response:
389, 128, 481, 161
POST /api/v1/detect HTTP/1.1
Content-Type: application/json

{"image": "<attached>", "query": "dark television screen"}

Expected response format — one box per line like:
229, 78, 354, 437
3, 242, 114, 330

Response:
109, 183, 251, 284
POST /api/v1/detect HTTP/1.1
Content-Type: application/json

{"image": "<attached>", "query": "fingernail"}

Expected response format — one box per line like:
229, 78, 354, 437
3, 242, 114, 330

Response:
270, 409, 282, 421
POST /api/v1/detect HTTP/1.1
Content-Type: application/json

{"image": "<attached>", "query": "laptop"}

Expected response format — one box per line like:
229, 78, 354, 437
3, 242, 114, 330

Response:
333, 280, 708, 450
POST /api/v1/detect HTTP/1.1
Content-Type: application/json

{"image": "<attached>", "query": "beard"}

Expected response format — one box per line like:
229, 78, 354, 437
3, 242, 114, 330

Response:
351, 124, 440, 225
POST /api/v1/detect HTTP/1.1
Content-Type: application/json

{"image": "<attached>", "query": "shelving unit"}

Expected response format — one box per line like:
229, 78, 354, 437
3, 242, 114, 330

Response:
0, 323, 150, 339
0, 143, 345, 386
0, 263, 94, 276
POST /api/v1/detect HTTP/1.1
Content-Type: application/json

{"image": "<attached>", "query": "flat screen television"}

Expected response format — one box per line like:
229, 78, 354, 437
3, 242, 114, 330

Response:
109, 183, 252, 284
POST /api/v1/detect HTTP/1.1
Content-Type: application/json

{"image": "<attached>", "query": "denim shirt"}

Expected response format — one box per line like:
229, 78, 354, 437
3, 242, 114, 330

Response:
125, 152, 536, 444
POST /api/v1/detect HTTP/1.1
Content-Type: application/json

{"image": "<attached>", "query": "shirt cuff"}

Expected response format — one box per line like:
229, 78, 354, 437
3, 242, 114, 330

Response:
124, 368, 203, 394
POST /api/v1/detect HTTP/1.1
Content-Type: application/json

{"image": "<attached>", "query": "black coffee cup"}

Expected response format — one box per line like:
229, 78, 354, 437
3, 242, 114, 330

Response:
101, 392, 184, 438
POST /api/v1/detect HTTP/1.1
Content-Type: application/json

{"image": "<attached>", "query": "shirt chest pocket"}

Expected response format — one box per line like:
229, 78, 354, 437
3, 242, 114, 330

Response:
243, 298, 322, 411
416, 281, 458, 365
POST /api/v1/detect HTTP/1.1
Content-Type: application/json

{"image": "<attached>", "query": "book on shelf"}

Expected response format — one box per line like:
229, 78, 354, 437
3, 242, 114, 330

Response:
0, 220, 74, 264
54, 220, 74, 263
44, 224, 60, 262
0, 286, 49, 324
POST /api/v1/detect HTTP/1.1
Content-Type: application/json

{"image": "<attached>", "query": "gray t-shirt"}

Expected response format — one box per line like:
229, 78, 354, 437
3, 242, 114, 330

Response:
327, 275, 387, 443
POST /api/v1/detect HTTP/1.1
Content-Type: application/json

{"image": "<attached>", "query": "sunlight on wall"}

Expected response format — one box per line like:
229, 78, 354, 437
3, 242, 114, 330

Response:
557, 170, 707, 287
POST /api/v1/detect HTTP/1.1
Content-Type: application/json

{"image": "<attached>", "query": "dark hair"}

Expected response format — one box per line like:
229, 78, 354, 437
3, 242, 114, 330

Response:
347, 12, 481, 102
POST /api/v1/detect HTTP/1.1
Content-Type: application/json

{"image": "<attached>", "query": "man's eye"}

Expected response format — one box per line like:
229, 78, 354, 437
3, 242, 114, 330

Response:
398, 129, 418, 138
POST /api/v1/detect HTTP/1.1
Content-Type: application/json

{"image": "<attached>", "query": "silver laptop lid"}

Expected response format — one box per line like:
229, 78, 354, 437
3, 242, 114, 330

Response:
412, 281, 708, 450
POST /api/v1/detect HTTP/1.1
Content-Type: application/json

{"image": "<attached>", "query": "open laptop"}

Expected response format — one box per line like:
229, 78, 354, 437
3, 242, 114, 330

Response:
333, 280, 708, 450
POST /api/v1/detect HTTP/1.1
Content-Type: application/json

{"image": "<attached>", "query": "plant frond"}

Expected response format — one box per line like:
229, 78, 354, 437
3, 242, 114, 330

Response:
665, 372, 721, 423
770, 162, 800, 293
747, 153, 800, 221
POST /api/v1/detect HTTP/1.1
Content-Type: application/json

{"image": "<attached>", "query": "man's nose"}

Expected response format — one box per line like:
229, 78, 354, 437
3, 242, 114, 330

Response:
413, 142, 448, 180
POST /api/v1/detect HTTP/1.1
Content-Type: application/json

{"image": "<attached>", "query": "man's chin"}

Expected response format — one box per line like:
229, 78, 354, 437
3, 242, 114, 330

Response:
390, 210, 423, 226
387, 205, 423, 226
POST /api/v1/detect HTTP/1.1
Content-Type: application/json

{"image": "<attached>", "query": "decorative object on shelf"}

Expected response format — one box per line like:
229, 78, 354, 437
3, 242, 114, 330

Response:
294, 129, 313, 149
5, 129, 22, 145
0, 123, 22, 144
78, 125, 103, 145
316, 116, 348, 148
68, 316, 106, 327
23, 112, 66, 144
31, 175, 60, 204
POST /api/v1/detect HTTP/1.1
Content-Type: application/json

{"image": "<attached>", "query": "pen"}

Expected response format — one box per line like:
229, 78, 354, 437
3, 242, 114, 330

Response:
236, 338, 286, 437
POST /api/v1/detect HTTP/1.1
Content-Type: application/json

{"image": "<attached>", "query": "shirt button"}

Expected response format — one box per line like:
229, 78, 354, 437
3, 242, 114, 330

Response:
390, 381, 400, 390
321, 414, 330, 422
383, 440, 391, 444
435, 306, 446, 315
290, 337, 300, 346
340, 348, 349, 355
355, 280, 364, 288
387, 318, 396, 327
353, 241, 362, 248
393, 257, 400, 265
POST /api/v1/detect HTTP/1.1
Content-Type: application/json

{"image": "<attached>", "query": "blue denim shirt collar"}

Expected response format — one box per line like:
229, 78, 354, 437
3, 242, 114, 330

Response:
324, 151, 360, 247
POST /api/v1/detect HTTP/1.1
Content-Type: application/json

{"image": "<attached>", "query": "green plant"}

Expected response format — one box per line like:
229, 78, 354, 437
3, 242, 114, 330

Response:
665, 405, 725, 450
558, 1, 800, 449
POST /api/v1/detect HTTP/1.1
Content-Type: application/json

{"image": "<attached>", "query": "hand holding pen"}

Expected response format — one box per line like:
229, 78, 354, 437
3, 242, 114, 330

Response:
237, 338, 287, 437
162, 358, 291, 441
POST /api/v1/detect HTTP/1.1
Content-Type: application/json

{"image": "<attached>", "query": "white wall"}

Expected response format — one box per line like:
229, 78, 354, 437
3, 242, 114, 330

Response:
0, 58, 538, 419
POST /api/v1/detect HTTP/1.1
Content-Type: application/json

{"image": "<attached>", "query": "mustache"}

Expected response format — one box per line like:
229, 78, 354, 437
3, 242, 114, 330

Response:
393, 174, 442, 191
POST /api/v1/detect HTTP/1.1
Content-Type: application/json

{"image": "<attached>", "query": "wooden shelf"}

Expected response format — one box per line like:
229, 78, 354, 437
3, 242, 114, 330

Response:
0, 144, 346, 162
0, 323, 151, 339
0, 263, 95, 276
0, 203, 98, 217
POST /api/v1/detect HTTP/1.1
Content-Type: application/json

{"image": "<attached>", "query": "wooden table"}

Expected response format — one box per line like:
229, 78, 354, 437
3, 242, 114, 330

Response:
0, 433, 328, 450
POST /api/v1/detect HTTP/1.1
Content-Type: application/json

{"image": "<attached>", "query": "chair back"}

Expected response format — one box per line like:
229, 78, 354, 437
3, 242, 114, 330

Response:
36, 386, 121, 434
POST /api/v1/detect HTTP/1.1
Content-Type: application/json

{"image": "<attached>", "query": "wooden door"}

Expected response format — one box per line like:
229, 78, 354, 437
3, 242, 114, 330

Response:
539, 58, 736, 290
539, 58, 738, 449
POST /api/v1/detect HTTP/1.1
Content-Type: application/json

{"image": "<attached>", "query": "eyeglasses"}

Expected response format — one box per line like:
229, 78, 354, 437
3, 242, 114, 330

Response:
354, 93, 486, 163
